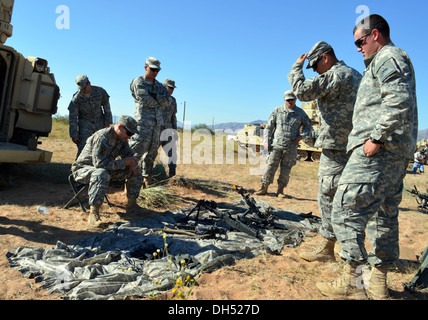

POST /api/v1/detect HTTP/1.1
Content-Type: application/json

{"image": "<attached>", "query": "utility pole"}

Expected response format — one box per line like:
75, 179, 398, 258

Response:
182, 101, 186, 129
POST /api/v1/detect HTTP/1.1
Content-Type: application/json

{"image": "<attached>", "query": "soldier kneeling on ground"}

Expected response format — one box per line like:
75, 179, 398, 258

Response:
71, 115, 144, 229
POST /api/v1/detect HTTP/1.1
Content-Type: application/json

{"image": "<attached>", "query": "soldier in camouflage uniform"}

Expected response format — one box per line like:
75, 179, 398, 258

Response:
68, 75, 112, 158
128, 57, 172, 185
255, 90, 313, 197
146, 78, 178, 178
72, 115, 143, 229
288, 41, 362, 263
316, 14, 418, 299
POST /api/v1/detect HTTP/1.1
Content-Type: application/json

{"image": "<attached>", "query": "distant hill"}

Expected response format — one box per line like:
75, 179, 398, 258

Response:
213, 120, 266, 133
176, 120, 267, 133
116, 114, 428, 138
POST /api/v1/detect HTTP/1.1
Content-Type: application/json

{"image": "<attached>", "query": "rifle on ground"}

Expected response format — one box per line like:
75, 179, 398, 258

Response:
183, 199, 263, 240
406, 185, 428, 213
232, 184, 274, 224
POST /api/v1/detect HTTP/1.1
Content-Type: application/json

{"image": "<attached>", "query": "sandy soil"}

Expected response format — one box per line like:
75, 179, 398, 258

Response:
0, 159, 427, 301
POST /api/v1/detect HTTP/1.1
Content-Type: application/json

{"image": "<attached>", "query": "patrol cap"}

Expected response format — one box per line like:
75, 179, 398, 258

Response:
306, 41, 333, 69
145, 57, 161, 70
284, 90, 296, 100
75, 74, 89, 90
164, 78, 176, 88
117, 115, 138, 135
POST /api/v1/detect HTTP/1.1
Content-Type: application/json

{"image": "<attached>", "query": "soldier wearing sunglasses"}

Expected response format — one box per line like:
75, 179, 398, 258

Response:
71, 115, 143, 229
129, 57, 172, 187
317, 14, 418, 300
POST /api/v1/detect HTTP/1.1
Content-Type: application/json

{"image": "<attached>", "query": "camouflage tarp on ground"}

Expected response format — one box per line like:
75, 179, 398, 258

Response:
6, 198, 321, 300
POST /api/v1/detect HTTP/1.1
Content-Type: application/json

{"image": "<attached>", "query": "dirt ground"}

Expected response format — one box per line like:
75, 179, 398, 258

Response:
0, 157, 427, 301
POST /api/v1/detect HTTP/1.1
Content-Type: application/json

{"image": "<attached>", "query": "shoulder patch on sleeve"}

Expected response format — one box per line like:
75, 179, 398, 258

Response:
375, 57, 401, 83
97, 140, 109, 158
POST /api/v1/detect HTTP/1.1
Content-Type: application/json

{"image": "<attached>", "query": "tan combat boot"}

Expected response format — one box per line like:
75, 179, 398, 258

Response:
276, 185, 291, 198
299, 237, 336, 262
254, 183, 269, 195
87, 205, 104, 229
316, 263, 367, 299
126, 197, 143, 214
276, 185, 284, 197
367, 265, 389, 300
144, 176, 153, 187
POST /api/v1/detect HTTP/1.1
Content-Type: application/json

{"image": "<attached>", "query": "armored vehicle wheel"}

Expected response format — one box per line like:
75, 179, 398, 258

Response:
311, 152, 321, 162
298, 150, 308, 161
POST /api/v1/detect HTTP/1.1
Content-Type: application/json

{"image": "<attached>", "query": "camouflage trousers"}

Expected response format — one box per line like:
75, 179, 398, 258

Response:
129, 125, 161, 177
146, 128, 178, 176
261, 144, 298, 187
73, 166, 143, 206
317, 149, 350, 240
332, 145, 408, 266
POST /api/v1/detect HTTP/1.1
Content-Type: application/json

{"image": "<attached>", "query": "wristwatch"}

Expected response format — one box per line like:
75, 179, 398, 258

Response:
369, 137, 384, 144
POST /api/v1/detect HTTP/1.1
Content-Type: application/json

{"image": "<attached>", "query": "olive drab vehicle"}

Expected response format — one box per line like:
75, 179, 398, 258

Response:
298, 101, 321, 161
0, 0, 60, 164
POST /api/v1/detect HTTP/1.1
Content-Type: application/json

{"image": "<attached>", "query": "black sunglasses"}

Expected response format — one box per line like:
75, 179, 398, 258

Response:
149, 68, 160, 72
354, 30, 372, 48
122, 126, 134, 137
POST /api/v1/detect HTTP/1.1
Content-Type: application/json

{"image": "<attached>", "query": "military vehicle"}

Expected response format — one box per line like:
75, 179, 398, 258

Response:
0, 0, 60, 164
236, 123, 265, 153
236, 101, 321, 161
298, 101, 321, 161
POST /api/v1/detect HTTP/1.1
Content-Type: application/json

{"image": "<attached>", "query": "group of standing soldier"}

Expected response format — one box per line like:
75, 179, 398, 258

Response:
66, 13, 418, 300
68, 57, 178, 229
256, 14, 418, 300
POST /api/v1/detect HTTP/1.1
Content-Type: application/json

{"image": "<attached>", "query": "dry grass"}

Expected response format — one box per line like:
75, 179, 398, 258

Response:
1, 123, 428, 301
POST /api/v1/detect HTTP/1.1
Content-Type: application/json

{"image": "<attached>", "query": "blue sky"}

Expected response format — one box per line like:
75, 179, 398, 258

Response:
6, 0, 428, 129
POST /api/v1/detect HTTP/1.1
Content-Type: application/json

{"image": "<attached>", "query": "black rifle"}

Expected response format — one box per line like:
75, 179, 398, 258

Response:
406, 185, 428, 213
184, 199, 262, 240
233, 184, 274, 223
232, 184, 292, 231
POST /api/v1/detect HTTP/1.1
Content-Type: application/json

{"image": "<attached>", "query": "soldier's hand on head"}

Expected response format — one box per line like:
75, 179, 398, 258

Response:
296, 54, 308, 64
72, 136, 79, 144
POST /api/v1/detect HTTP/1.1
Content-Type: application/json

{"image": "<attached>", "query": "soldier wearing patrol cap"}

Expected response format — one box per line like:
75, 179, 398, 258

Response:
288, 41, 362, 264
128, 57, 172, 186
255, 90, 313, 197
68, 75, 112, 159
146, 78, 178, 178
72, 115, 143, 229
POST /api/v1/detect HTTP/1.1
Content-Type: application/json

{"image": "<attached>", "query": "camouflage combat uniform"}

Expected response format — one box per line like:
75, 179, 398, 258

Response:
68, 86, 112, 158
128, 75, 172, 177
331, 43, 418, 266
262, 104, 313, 187
146, 94, 178, 177
288, 60, 362, 240
72, 127, 143, 206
